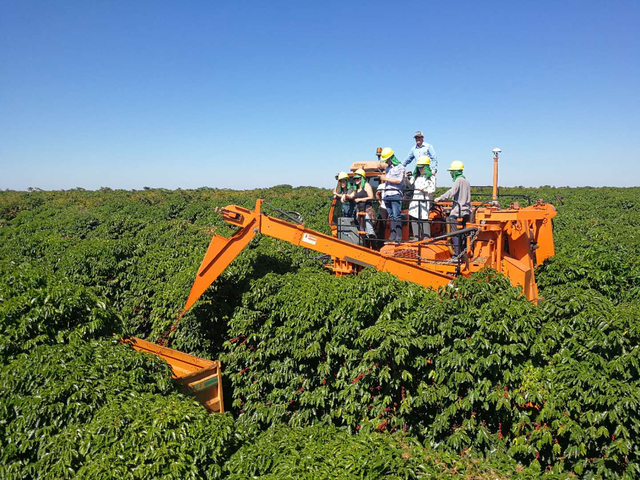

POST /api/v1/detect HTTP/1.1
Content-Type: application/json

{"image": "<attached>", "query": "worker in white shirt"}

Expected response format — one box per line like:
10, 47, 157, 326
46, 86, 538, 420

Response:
407, 156, 436, 239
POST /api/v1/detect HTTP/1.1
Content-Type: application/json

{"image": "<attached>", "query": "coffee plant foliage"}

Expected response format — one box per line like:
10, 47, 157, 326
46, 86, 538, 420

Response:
224, 423, 526, 479
0, 185, 639, 478
0, 339, 246, 479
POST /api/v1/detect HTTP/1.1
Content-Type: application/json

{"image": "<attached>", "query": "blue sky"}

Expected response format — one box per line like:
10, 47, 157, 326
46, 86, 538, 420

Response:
1, 0, 639, 190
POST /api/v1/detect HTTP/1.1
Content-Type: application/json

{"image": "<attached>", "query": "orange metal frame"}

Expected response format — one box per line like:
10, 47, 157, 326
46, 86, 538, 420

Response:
184, 199, 455, 312
125, 337, 224, 413
184, 197, 556, 310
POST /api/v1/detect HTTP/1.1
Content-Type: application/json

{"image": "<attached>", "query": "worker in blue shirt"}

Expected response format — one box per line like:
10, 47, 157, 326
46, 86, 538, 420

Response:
403, 130, 437, 173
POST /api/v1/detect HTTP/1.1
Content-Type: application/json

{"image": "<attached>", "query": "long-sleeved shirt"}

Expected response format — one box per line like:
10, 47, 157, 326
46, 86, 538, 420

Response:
403, 143, 437, 171
408, 175, 436, 219
437, 177, 471, 217
382, 164, 405, 198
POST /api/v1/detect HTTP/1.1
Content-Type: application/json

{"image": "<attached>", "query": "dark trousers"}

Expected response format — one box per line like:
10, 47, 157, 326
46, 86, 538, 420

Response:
341, 200, 355, 218
448, 214, 470, 256
374, 209, 388, 249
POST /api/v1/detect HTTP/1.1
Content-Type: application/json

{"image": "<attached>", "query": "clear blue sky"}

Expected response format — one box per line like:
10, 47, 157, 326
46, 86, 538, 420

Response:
1, 0, 639, 190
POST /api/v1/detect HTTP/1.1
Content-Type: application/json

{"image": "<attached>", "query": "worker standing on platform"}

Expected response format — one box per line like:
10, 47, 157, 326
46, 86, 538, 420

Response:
403, 130, 437, 173
379, 148, 405, 243
347, 168, 376, 244
333, 172, 355, 217
435, 161, 471, 257
408, 156, 436, 239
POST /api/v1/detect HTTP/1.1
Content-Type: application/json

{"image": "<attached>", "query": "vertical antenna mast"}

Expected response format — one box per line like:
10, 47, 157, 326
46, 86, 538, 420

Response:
492, 148, 502, 204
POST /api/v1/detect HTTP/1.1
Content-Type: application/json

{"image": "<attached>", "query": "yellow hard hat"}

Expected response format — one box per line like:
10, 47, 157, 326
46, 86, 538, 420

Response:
448, 160, 464, 171
354, 168, 366, 177
380, 147, 394, 161
337, 172, 349, 180
417, 155, 431, 166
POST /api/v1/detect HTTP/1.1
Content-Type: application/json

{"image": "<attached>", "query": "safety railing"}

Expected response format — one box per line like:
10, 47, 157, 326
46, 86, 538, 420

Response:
469, 185, 533, 206
331, 196, 471, 268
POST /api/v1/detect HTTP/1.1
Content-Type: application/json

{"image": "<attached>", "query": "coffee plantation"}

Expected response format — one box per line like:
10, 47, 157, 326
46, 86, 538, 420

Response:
1, 186, 638, 478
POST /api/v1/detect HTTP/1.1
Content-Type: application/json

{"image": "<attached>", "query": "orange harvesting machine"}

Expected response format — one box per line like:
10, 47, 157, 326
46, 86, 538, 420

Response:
128, 151, 557, 413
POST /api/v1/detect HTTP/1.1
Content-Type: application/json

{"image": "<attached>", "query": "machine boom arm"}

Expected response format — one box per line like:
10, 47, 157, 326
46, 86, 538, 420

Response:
184, 199, 454, 312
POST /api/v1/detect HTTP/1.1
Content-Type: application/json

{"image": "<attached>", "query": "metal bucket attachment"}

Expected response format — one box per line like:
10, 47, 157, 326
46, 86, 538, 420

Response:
127, 337, 224, 413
